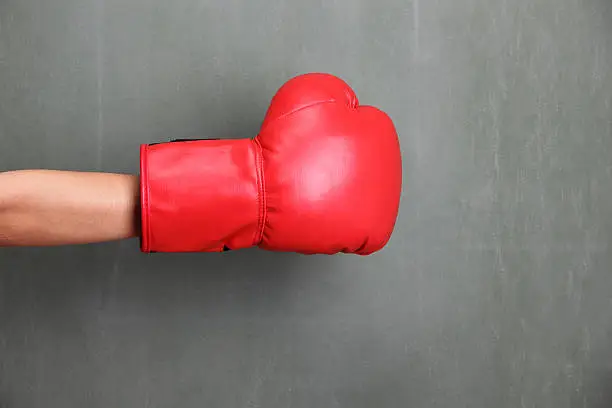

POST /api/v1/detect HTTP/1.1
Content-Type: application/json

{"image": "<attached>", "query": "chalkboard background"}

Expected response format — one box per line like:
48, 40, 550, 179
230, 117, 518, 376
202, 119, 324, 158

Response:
2, 0, 612, 407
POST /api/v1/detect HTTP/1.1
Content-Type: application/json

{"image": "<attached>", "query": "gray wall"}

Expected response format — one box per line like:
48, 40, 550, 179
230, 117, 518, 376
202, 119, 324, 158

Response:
2, 0, 612, 407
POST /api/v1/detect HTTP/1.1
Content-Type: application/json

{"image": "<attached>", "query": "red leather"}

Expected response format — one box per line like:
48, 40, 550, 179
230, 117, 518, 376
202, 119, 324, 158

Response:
140, 73, 402, 255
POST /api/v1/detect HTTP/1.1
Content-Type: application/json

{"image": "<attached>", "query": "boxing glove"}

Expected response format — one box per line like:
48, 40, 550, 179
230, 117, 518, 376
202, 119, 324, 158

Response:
140, 73, 402, 255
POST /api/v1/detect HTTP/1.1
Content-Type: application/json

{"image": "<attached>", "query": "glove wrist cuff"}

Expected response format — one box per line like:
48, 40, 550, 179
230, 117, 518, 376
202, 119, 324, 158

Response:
140, 139, 260, 252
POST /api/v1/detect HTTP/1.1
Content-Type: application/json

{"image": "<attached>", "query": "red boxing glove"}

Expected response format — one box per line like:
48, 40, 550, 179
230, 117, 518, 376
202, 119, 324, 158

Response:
140, 73, 402, 255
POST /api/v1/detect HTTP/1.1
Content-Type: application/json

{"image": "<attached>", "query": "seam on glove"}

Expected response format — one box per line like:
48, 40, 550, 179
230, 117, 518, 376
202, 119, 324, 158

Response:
253, 138, 267, 245
139, 144, 151, 252
259, 100, 338, 134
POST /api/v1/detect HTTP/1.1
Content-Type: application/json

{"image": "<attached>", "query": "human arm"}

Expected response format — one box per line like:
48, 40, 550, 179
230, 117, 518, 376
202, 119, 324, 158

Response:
0, 170, 139, 246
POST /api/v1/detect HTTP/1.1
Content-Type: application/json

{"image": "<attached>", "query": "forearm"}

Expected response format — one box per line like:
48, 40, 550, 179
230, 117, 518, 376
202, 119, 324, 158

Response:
0, 170, 139, 246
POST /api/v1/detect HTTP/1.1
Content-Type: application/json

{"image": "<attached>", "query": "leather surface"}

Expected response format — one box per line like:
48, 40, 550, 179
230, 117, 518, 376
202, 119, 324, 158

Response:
257, 74, 402, 254
140, 73, 402, 254
140, 139, 260, 252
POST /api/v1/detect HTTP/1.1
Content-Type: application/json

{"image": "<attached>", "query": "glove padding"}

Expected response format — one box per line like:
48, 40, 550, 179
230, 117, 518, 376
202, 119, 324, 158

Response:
140, 73, 402, 255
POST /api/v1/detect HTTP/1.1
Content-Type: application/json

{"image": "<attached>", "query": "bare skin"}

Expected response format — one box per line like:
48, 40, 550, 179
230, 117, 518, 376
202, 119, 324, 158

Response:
0, 170, 139, 247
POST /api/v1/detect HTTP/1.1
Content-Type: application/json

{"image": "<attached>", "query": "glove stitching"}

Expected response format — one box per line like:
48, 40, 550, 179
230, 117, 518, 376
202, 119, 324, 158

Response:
253, 138, 267, 245
139, 145, 151, 252
259, 100, 337, 134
